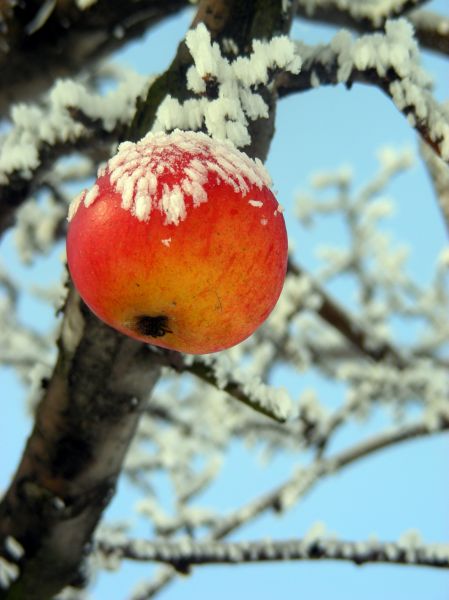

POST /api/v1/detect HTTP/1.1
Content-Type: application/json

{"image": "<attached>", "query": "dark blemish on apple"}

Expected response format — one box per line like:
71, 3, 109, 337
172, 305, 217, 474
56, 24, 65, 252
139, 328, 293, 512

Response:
134, 315, 172, 338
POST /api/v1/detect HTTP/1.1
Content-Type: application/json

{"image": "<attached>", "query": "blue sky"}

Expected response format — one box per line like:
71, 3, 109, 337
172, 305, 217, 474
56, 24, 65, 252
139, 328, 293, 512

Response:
1, 2, 449, 599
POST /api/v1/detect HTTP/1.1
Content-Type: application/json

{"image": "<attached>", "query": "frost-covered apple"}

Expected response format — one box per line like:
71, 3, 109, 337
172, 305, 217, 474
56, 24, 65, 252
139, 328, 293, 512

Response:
66, 130, 287, 354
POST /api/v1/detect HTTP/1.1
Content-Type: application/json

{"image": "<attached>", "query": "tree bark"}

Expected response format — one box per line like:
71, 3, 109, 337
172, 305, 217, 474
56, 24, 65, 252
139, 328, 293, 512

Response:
0, 0, 188, 117
0, 288, 161, 599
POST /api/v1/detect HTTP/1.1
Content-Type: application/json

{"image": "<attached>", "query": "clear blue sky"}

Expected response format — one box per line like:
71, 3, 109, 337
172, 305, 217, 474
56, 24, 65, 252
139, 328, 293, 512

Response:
1, 2, 448, 599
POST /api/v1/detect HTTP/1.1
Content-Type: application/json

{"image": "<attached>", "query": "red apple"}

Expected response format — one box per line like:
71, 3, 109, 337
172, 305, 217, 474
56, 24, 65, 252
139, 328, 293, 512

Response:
66, 130, 287, 354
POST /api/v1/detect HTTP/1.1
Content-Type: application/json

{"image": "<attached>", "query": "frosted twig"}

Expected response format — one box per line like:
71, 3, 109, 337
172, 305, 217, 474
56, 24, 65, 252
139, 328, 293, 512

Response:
162, 352, 294, 423
278, 26, 449, 163
212, 419, 447, 538
97, 534, 449, 570
287, 260, 405, 367
0, 71, 147, 238
420, 142, 449, 235
295, 2, 449, 56
128, 419, 448, 598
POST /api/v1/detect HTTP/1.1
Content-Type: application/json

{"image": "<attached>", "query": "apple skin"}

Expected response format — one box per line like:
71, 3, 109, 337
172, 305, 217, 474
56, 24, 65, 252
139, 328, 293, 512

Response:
66, 133, 287, 354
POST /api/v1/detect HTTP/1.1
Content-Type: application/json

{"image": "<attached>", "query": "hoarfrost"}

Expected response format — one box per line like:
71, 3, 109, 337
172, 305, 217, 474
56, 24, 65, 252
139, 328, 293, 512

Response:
51, 72, 148, 132
0, 69, 148, 185
0, 538, 23, 589
0, 558, 19, 590
303, 521, 327, 545
154, 24, 301, 147
15, 196, 66, 264
76, 0, 97, 8
69, 130, 272, 224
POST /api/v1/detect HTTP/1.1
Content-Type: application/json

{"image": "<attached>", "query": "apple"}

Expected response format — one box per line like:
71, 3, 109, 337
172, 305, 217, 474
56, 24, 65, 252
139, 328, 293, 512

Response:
66, 130, 287, 354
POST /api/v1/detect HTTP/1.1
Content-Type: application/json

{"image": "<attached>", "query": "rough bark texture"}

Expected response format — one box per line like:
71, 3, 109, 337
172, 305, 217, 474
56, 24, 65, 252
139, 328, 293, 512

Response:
130, 0, 295, 160
0, 288, 161, 599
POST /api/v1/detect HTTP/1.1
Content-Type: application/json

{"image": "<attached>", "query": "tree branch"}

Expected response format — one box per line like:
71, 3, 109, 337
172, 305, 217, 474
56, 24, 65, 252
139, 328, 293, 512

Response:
277, 35, 449, 164
0, 0, 188, 117
287, 261, 406, 367
295, 0, 449, 57
420, 142, 449, 236
97, 534, 449, 570
0, 287, 161, 600
0, 67, 149, 239
130, 420, 449, 598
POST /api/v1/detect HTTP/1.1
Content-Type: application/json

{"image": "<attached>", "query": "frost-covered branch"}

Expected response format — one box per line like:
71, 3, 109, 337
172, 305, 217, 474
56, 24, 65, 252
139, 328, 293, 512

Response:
151, 23, 300, 149
420, 142, 449, 235
295, 148, 449, 362
408, 10, 449, 57
168, 352, 295, 422
0, 0, 187, 116
287, 261, 406, 367
126, 418, 449, 599
96, 533, 449, 570
0, 69, 148, 237
296, 1, 449, 57
278, 22, 449, 163
211, 419, 448, 539
130, 1, 298, 158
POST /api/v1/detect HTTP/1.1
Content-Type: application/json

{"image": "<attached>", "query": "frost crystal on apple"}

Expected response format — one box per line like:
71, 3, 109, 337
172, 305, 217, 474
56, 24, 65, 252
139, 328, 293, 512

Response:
68, 130, 273, 225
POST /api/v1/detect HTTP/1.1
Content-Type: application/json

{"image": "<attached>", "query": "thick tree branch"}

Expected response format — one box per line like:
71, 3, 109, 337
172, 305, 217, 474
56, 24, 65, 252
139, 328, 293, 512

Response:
0, 0, 188, 118
0, 287, 161, 599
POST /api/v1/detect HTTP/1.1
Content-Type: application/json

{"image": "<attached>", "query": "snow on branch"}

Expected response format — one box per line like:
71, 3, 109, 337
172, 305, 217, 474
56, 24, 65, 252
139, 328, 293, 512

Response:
296, 1, 449, 57
278, 20, 449, 163
96, 532, 449, 571
153, 23, 301, 147
420, 142, 449, 235
120, 415, 449, 599
0, 70, 147, 185
165, 351, 295, 422
409, 10, 449, 57
299, 0, 428, 27
0, 69, 148, 237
